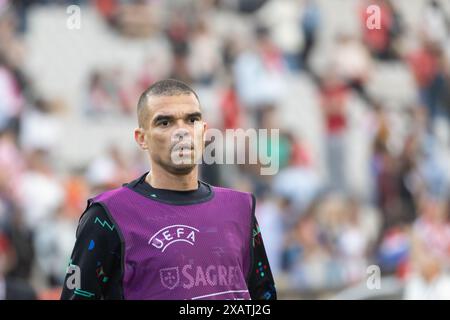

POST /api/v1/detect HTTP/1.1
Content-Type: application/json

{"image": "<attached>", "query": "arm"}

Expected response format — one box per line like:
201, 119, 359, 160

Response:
60, 203, 123, 300
248, 196, 277, 300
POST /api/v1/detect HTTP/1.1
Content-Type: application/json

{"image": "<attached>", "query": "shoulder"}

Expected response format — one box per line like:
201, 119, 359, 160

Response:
211, 185, 252, 196
210, 185, 255, 207
89, 186, 130, 204
79, 202, 110, 227
77, 202, 118, 239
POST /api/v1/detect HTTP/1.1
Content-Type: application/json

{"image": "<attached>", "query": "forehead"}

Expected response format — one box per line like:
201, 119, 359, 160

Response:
146, 94, 201, 119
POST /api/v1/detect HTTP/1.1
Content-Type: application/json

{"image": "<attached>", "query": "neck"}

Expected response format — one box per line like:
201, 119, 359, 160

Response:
146, 163, 199, 191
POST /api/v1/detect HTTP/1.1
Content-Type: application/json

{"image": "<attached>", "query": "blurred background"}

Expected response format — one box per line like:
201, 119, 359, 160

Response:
0, 0, 449, 300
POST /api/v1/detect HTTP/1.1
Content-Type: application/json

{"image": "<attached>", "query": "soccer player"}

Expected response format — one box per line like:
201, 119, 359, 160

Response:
61, 79, 276, 300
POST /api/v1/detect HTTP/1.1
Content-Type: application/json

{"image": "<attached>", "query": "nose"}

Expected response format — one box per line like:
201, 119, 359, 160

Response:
173, 127, 190, 141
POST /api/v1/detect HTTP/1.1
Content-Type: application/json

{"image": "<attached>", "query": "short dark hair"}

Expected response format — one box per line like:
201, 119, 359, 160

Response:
137, 79, 199, 128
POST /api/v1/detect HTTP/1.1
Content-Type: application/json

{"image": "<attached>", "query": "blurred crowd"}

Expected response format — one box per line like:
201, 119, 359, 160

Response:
0, 0, 450, 299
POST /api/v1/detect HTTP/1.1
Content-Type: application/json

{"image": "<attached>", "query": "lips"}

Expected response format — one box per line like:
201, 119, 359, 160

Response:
172, 143, 194, 152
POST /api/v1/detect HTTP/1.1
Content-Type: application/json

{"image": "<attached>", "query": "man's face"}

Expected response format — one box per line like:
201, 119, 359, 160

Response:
135, 93, 206, 175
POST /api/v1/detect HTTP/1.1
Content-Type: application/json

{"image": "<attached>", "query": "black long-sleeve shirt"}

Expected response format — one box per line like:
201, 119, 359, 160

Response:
61, 174, 276, 300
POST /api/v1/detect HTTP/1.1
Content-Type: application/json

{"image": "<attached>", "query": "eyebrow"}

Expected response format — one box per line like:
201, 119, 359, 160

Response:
186, 112, 202, 120
152, 112, 202, 125
152, 114, 174, 125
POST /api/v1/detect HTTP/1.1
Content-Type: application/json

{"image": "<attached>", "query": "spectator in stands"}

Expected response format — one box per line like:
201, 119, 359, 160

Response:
404, 195, 450, 299
406, 40, 449, 127
188, 19, 222, 86
420, 0, 449, 49
331, 32, 373, 105
233, 25, 286, 113
0, 231, 37, 300
360, 0, 403, 60
318, 66, 350, 191
0, 55, 23, 133
298, 0, 320, 72
17, 149, 65, 231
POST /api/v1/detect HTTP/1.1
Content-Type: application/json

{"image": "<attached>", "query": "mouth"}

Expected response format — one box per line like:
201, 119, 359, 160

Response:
170, 143, 196, 165
171, 143, 194, 152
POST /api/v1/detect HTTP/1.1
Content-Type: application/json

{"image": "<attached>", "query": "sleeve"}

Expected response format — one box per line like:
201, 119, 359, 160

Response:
247, 195, 277, 300
60, 203, 123, 300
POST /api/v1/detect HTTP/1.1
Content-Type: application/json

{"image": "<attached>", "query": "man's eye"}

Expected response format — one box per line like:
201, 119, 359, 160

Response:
189, 117, 199, 123
160, 120, 169, 126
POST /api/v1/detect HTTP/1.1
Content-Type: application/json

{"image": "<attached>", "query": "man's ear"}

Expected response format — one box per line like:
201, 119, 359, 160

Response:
134, 128, 148, 150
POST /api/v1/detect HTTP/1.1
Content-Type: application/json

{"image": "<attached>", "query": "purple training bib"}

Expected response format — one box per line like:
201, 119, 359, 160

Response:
88, 184, 254, 300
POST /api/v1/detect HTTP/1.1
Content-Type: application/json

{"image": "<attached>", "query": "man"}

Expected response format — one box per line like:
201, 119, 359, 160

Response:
61, 79, 276, 300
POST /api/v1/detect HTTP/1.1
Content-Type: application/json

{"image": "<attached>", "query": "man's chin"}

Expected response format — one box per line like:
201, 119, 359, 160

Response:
164, 162, 197, 175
